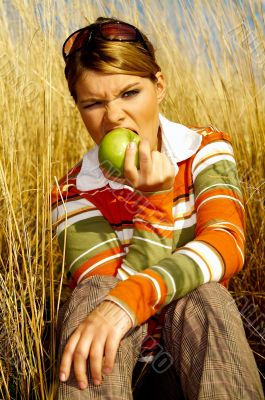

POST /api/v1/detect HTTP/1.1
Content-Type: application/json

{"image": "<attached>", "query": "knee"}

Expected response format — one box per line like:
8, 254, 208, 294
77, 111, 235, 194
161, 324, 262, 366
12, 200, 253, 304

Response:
162, 282, 245, 361
182, 282, 238, 316
164, 282, 242, 333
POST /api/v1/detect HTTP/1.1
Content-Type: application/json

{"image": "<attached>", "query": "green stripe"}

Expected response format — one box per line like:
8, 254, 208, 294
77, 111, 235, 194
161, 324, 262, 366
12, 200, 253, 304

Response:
134, 227, 172, 247
58, 217, 121, 276
194, 160, 242, 199
173, 225, 195, 248
152, 252, 204, 304
124, 228, 172, 272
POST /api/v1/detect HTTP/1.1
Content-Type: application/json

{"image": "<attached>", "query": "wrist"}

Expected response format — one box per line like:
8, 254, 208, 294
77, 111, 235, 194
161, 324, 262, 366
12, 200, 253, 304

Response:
102, 298, 136, 328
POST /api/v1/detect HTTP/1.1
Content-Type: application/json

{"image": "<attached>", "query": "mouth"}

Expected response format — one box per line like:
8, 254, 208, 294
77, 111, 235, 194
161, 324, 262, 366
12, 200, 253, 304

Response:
130, 130, 139, 135
119, 127, 139, 135
106, 127, 139, 135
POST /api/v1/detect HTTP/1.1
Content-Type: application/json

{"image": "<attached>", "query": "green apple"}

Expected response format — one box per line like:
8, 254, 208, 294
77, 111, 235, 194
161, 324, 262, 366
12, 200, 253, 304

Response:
98, 128, 140, 177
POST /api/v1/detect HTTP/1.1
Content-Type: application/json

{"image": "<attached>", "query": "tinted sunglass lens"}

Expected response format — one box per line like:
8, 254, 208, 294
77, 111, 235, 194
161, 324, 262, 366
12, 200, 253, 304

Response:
63, 22, 148, 61
64, 29, 91, 57
100, 23, 138, 40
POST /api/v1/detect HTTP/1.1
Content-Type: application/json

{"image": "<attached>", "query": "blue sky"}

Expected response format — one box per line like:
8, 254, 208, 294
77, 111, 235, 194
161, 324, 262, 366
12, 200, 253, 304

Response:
2, 0, 264, 77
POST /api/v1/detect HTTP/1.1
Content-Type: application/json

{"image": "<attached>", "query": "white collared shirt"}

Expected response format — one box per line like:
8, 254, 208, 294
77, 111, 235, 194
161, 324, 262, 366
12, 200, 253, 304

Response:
76, 114, 202, 192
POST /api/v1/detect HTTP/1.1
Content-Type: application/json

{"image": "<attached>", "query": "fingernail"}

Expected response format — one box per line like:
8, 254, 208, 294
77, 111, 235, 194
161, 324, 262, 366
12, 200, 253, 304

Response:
103, 367, 111, 375
59, 372, 66, 382
128, 141, 136, 150
78, 381, 87, 390
94, 379, 101, 385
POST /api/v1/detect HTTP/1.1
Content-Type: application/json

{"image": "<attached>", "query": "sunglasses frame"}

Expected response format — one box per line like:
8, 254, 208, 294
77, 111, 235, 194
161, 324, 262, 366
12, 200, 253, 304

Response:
62, 21, 151, 61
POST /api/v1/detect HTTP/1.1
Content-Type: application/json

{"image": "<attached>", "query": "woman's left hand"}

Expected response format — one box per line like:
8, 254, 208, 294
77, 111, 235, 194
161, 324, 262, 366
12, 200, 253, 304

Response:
59, 300, 133, 390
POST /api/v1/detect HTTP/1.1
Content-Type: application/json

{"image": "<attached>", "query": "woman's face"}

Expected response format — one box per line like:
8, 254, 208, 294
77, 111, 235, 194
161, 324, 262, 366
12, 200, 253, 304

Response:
75, 70, 166, 151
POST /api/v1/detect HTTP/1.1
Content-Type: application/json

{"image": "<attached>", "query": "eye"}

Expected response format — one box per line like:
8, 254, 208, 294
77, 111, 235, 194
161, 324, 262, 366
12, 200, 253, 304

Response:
83, 102, 101, 109
122, 89, 139, 98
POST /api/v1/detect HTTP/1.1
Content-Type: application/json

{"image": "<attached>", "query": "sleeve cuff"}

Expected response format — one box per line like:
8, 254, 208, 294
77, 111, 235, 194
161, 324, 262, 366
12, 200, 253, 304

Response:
106, 269, 168, 325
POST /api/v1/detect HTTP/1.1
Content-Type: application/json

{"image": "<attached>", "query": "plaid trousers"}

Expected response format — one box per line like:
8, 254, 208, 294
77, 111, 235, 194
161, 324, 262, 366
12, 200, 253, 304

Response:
54, 275, 263, 399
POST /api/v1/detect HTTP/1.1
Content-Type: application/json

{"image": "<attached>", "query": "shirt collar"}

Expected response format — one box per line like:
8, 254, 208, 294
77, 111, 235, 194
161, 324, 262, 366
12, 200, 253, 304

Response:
76, 114, 202, 191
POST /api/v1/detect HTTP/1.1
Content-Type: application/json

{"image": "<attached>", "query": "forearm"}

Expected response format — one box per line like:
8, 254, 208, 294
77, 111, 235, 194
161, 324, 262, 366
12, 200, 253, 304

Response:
105, 225, 245, 326
118, 187, 174, 278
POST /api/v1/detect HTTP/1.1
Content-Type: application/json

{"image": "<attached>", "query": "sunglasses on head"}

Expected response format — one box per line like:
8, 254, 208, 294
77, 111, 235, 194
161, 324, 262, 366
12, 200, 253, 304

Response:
62, 20, 151, 62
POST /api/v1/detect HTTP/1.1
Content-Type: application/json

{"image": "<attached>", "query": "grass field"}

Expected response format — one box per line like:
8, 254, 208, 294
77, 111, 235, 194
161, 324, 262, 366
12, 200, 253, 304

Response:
0, 0, 264, 398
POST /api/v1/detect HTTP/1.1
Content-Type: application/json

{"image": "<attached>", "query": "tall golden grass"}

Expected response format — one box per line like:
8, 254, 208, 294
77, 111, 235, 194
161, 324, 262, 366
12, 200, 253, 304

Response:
0, 0, 264, 398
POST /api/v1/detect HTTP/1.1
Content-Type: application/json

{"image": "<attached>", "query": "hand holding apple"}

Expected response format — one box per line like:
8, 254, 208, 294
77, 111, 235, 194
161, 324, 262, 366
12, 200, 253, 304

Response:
98, 128, 141, 177
98, 128, 175, 192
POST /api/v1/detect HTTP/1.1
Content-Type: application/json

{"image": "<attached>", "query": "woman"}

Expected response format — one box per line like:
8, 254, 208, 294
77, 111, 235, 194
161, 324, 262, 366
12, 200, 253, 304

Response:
51, 17, 263, 399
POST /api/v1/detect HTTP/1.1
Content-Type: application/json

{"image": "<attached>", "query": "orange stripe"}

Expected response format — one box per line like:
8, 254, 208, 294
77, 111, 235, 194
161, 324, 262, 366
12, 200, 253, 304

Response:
107, 269, 168, 325
135, 209, 173, 224
197, 206, 244, 238
144, 269, 168, 308
198, 231, 244, 278
193, 151, 233, 172
132, 191, 174, 225
78, 261, 121, 284
173, 163, 194, 198
71, 246, 123, 284
200, 131, 231, 144
134, 221, 173, 239
196, 187, 242, 205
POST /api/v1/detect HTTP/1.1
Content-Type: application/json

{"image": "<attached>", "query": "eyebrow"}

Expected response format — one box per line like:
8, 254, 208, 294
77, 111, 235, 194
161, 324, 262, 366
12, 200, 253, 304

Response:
79, 82, 141, 103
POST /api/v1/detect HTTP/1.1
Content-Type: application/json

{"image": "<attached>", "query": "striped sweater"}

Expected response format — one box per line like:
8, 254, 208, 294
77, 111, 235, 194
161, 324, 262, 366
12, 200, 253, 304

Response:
51, 114, 245, 327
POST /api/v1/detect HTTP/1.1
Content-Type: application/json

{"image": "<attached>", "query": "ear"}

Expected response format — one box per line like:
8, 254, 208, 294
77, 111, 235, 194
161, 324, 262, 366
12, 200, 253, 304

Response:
155, 71, 166, 104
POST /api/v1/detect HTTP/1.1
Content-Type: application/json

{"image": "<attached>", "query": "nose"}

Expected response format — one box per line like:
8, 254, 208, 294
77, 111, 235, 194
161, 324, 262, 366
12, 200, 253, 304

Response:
103, 98, 125, 127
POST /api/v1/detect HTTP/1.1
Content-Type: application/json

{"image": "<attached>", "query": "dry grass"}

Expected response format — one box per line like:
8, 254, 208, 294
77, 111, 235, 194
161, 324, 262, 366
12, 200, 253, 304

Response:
0, 0, 264, 398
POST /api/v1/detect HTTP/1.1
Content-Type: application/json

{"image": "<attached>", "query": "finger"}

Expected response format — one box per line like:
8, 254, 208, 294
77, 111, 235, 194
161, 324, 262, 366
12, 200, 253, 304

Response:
151, 150, 162, 163
73, 334, 93, 389
89, 334, 106, 385
59, 331, 81, 382
102, 335, 120, 375
152, 151, 174, 178
150, 150, 163, 177
123, 141, 139, 185
138, 139, 152, 177
161, 153, 175, 182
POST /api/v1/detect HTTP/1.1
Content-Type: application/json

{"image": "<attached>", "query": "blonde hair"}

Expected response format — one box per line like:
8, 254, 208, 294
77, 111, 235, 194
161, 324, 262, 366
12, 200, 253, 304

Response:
64, 17, 161, 102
